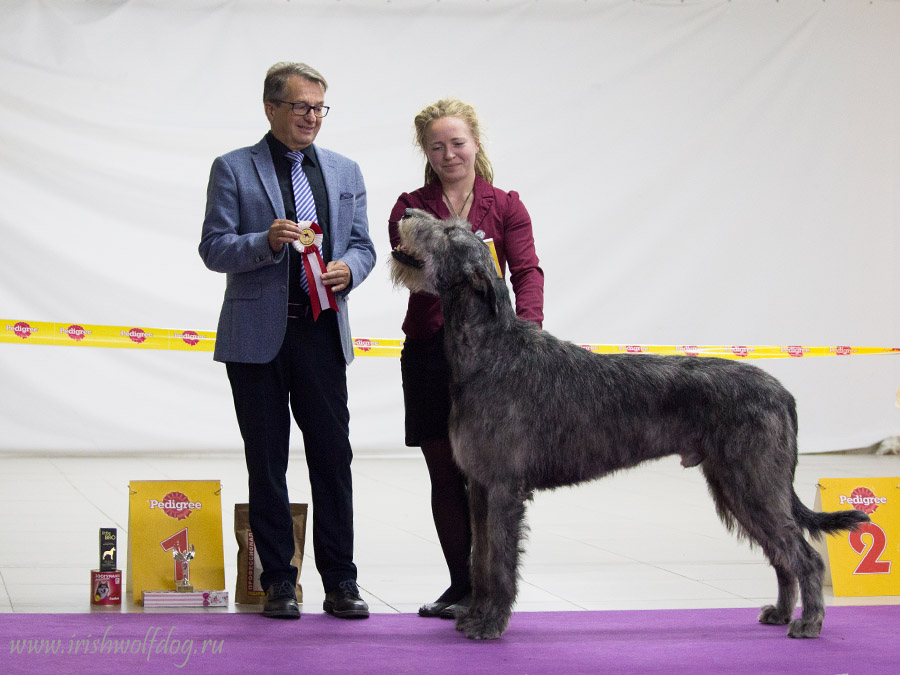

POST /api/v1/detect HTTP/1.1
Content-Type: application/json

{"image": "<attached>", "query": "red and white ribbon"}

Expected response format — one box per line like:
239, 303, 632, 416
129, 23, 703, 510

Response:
292, 221, 338, 321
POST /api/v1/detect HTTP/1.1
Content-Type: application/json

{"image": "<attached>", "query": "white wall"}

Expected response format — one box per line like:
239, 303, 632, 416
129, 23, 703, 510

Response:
1, 0, 898, 454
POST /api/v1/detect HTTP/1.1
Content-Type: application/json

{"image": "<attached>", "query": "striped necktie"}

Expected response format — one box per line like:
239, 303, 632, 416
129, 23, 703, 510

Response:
285, 150, 319, 294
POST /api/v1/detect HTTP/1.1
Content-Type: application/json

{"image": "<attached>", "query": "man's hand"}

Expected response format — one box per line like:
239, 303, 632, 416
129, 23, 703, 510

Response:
268, 221, 351, 291
322, 260, 352, 293
268, 219, 301, 252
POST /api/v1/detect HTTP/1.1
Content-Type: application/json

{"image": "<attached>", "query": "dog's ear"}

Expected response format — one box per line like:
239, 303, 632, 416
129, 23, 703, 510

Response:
471, 265, 500, 315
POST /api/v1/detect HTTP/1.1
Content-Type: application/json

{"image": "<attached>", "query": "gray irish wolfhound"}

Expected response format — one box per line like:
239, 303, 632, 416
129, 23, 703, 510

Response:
390, 209, 868, 641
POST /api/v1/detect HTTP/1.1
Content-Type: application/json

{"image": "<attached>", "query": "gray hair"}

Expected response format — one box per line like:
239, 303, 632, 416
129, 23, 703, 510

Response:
263, 62, 328, 102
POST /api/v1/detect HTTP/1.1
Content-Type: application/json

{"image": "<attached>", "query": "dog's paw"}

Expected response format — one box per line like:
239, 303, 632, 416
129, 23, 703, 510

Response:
787, 617, 822, 639
456, 609, 472, 632
457, 607, 507, 640
876, 436, 900, 455
758, 604, 791, 625
464, 622, 504, 640
455, 607, 480, 634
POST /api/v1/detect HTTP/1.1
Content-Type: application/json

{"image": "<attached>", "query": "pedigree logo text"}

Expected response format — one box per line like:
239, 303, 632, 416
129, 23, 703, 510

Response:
830, 346, 856, 356
353, 338, 378, 352
839, 487, 886, 516
9, 322, 37, 339
122, 328, 152, 344
149, 492, 202, 520
176, 331, 201, 346
782, 346, 809, 358
62, 325, 91, 341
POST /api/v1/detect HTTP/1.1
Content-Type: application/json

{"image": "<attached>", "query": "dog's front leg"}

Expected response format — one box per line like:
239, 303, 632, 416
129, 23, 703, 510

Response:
458, 481, 525, 640
454, 480, 489, 632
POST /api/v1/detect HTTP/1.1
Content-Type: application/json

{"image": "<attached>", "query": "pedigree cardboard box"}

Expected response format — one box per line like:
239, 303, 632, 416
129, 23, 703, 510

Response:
127, 480, 226, 604
815, 477, 899, 597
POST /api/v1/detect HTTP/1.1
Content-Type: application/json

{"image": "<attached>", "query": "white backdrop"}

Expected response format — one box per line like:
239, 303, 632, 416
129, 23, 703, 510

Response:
1, 0, 898, 454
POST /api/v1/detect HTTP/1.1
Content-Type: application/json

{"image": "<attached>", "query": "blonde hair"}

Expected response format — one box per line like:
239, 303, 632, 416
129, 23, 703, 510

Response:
414, 99, 494, 185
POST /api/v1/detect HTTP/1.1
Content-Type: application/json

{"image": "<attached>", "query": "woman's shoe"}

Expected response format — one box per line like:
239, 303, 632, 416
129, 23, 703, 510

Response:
439, 593, 472, 620
418, 600, 453, 617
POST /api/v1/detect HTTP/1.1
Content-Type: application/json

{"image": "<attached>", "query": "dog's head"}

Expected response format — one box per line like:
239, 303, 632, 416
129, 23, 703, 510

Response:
390, 209, 501, 312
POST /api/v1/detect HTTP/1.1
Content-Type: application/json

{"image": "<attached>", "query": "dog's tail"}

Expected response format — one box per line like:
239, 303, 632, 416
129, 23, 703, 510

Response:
792, 493, 870, 539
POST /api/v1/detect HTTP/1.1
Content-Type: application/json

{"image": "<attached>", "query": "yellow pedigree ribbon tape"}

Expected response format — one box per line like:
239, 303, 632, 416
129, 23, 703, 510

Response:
1, 319, 216, 352
2, 319, 899, 360
0, 318, 403, 357
576, 343, 900, 360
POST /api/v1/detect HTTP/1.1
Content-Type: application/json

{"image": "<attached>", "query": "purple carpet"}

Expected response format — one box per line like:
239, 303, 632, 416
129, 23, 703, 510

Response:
3, 606, 898, 674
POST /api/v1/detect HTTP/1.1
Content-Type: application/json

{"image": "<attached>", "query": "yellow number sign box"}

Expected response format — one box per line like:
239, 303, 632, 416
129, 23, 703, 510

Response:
815, 477, 899, 597
127, 480, 226, 604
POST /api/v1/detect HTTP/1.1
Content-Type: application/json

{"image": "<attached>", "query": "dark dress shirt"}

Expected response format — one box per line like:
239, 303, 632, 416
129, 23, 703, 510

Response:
266, 132, 331, 311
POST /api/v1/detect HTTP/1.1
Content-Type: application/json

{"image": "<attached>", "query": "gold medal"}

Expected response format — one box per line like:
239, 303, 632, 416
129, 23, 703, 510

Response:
298, 228, 316, 247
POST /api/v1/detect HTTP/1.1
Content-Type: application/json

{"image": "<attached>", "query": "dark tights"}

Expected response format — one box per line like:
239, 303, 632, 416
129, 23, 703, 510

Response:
421, 437, 472, 603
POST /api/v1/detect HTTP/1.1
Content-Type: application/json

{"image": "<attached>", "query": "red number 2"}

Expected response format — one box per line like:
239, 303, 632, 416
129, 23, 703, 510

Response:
849, 523, 891, 575
160, 529, 190, 581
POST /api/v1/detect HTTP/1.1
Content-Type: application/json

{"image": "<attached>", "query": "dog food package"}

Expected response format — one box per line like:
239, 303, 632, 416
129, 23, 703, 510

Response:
91, 570, 122, 605
234, 503, 307, 604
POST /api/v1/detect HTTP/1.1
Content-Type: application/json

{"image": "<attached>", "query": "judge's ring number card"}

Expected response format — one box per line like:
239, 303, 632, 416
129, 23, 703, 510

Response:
815, 477, 899, 597
127, 480, 226, 604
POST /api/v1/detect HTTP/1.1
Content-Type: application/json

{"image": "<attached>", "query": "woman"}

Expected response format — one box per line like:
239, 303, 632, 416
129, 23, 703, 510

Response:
388, 99, 544, 618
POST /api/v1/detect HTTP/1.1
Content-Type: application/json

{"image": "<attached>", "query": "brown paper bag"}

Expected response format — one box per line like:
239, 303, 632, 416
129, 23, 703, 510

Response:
234, 503, 307, 604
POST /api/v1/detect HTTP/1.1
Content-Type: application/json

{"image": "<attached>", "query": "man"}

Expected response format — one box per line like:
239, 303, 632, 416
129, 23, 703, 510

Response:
199, 62, 376, 620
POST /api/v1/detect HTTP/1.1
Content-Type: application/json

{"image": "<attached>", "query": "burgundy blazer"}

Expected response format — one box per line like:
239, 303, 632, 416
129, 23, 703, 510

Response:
389, 176, 544, 339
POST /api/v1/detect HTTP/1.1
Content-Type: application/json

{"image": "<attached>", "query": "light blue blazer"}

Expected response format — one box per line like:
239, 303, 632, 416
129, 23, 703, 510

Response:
199, 137, 376, 365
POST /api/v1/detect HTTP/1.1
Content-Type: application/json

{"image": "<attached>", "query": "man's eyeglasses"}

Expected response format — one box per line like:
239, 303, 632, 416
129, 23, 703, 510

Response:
274, 100, 330, 118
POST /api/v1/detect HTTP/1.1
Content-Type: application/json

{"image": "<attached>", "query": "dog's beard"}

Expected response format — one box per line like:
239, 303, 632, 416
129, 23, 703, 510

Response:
389, 250, 431, 293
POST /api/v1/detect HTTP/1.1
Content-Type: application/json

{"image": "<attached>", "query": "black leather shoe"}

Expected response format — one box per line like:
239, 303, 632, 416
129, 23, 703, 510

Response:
439, 593, 471, 620
323, 580, 369, 619
418, 600, 453, 617
263, 580, 300, 619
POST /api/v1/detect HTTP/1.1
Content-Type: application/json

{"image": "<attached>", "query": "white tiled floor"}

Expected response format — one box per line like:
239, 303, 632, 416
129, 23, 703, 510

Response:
0, 450, 897, 615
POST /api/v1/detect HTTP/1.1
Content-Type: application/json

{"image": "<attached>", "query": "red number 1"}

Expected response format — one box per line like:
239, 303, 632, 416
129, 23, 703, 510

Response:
160, 529, 190, 581
849, 523, 891, 575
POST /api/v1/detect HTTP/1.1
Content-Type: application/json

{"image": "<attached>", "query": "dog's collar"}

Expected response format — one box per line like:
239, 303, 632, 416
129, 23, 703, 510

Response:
391, 248, 423, 269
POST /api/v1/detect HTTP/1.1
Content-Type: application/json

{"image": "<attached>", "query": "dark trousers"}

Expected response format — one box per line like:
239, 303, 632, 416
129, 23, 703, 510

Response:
226, 309, 357, 593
